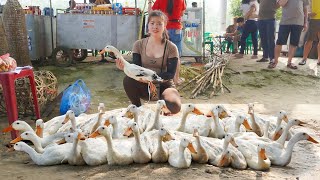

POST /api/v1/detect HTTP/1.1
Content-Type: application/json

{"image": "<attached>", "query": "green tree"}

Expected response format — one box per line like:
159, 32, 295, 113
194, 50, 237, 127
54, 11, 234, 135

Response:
229, 0, 242, 17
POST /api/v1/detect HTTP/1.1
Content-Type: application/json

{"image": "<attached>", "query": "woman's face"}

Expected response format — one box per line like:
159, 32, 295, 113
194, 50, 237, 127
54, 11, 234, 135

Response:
148, 16, 166, 38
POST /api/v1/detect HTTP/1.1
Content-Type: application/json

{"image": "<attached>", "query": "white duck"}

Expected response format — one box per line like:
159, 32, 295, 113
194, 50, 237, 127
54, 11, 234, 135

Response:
224, 114, 252, 133
168, 137, 197, 168
90, 126, 133, 165
207, 106, 226, 139
2, 120, 42, 137
207, 133, 238, 166
270, 110, 289, 140
64, 130, 86, 165
123, 104, 145, 133
124, 122, 151, 164
248, 132, 318, 166
10, 131, 66, 153
89, 103, 106, 134
103, 115, 127, 139
247, 103, 264, 137
12, 141, 71, 166
35, 119, 44, 138
99, 45, 163, 96
276, 119, 306, 147
60, 110, 78, 132
44, 113, 73, 136
236, 142, 271, 171
175, 104, 204, 132
145, 100, 170, 132
150, 127, 175, 163
80, 133, 108, 166
191, 128, 209, 164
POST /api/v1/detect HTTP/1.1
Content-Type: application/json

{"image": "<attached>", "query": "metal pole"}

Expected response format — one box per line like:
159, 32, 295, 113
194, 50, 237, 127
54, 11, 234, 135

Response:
202, 0, 205, 61
49, 0, 54, 52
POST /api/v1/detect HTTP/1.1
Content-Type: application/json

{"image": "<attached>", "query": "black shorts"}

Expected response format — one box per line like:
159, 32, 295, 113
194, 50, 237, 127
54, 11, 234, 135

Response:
276, 25, 304, 46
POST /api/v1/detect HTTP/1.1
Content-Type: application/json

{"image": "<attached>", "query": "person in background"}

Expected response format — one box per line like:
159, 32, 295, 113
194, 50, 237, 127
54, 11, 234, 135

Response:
235, 0, 260, 59
257, 0, 278, 63
66, 0, 76, 13
115, 10, 181, 114
148, 0, 186, 85
225, 17, 245, 54
298, 0, 320, 66
268, 0, 309, 69
224, 17, 238, 53
192, 2, 198, 8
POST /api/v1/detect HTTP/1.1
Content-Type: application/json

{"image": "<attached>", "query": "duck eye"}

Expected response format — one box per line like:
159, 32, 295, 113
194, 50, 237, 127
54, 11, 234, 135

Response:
17, 122, 20, 124
102, 127, 105, 129
25, 133, 28, 135
303, 133, 306, 135
68, 135, 71, 137
188, 105, 191, 107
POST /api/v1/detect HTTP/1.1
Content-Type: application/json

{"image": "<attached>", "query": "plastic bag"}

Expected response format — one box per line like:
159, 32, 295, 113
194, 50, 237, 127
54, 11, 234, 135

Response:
60, 79, 91, 116
0, 53, 17, 72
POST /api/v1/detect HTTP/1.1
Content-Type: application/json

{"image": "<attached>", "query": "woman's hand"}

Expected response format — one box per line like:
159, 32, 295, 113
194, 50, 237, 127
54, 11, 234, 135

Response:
115, 58, 124, 71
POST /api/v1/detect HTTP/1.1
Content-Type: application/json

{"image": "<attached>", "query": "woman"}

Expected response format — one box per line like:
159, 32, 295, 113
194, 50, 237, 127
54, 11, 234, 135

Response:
116, 10, 181, 114
235, 0, 259, 59
148, 0, 186, 85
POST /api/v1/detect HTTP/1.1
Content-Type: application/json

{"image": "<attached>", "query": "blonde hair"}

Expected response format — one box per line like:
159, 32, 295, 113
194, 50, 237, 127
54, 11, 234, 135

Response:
148, 10, 169, 44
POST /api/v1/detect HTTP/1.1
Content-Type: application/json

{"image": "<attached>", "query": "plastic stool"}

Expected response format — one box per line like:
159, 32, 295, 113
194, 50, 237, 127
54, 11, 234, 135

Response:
0, 68, 41, 139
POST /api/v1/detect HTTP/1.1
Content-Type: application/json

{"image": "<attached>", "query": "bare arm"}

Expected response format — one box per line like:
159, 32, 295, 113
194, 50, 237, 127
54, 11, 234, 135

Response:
244, 5, 256, 20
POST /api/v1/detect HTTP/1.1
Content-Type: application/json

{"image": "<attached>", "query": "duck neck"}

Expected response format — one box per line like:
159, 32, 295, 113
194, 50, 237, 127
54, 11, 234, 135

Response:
70, 118, 77, 131
213, 114, 223, 132
105, 133, 115, 154
72, 137, 80, 156
177, 111, 189, 131
222, 138, 230, 151
133, 113, 139, 126
195, 136, 204, 153
234, 122, 241, 132
31, 136, 45, 153
119, 55, 130, 66
21, 144, 40, 163
134, 131, 142, 148
281, 135, 302, 166
157, 135, 164, 152
276, 116, 282, 128
263, 122, 270, 138
250, 113, 258, 128
92, 114, 103, 133
112, 122, 118, 138
276, 123, 293, 146
154, 108, 161, 130
179, 145, 186, 160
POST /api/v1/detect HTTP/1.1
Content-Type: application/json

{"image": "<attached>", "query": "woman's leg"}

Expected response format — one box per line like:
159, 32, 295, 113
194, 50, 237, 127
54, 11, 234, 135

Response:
123, 76, 149, 107
161, 88, 181, 114
239, 21, 250, 55
252, 21, 259, 56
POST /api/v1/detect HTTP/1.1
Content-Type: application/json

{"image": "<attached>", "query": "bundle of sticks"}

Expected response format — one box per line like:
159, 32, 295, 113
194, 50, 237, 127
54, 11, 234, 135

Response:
179, 55, 230, 99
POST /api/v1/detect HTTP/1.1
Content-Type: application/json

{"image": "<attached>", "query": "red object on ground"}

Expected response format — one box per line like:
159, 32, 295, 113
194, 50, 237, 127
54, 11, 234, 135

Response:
0, 68, 40, 139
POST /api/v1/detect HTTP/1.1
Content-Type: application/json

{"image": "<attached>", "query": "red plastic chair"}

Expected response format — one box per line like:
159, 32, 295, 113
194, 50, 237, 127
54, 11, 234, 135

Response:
0, 68, 40, 139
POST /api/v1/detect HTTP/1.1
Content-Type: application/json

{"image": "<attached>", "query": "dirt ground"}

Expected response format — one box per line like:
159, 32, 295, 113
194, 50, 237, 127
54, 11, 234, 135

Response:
1, 54, 320, 180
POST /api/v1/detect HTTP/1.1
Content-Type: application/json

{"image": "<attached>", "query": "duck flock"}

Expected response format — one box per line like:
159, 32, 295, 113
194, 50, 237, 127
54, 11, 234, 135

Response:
3, 101, 319, 171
